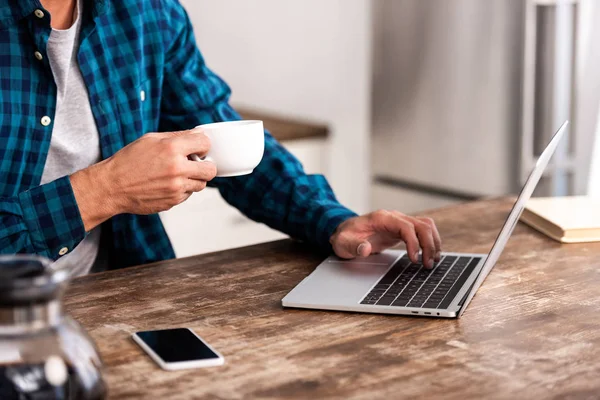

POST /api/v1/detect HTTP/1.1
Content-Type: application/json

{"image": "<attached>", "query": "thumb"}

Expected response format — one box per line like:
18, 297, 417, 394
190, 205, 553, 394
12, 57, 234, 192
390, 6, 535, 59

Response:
356, 241, 372, 257
333, 235, 372, 259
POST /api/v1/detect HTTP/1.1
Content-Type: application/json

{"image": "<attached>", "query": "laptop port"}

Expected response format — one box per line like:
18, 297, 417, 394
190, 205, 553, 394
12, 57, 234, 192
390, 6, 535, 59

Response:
411, 311, 418, 314
424, 312, 431, 315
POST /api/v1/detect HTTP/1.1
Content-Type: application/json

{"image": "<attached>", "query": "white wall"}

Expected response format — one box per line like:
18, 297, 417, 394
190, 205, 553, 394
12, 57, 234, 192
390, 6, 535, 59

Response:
180, 0, 372, 213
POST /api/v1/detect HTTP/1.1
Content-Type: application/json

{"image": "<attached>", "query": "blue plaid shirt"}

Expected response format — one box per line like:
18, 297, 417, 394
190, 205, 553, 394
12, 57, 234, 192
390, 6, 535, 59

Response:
0, 0, 356, 269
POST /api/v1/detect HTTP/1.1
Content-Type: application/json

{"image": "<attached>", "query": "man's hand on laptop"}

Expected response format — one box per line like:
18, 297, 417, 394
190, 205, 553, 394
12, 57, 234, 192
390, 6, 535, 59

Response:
330, 210, 442, 269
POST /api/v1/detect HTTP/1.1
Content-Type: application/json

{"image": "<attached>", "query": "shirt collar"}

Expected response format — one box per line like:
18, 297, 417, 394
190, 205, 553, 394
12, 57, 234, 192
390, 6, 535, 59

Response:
0, 0, 109, 30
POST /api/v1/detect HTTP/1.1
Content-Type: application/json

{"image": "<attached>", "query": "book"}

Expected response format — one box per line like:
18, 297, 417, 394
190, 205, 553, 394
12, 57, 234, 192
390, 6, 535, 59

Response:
520, 196, 600, 243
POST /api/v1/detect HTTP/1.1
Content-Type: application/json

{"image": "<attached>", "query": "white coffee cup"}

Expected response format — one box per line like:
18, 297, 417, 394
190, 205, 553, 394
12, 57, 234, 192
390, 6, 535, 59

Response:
191, 120, 265, 177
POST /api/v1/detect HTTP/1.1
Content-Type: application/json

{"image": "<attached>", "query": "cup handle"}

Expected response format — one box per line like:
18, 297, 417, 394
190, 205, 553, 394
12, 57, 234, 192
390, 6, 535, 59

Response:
190, 154, 214, 164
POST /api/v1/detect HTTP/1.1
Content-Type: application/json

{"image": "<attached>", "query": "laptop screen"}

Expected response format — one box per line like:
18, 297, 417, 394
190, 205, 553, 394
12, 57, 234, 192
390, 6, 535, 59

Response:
457, 120, 569, 317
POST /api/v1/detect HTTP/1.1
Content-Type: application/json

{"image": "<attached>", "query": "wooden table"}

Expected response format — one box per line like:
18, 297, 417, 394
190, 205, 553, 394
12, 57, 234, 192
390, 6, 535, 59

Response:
64, 198, 600, 399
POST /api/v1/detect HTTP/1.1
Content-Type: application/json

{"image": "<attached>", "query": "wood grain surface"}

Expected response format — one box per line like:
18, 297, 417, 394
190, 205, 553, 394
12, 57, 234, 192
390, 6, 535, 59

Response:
64, 198, 600, 399
237, 107, 328, 142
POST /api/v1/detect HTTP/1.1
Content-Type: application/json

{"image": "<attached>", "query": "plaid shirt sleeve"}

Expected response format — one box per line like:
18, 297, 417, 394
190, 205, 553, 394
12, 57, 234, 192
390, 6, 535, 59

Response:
158, 2, 357, 252
1, 176, 86, 260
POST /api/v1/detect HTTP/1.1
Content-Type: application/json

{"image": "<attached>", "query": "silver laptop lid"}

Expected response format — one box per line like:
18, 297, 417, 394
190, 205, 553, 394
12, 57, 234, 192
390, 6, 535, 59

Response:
458, 120, 569, 317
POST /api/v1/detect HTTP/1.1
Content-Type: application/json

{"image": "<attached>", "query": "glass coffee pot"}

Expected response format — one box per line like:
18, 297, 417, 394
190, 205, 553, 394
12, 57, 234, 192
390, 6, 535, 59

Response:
0, 255, 107, 399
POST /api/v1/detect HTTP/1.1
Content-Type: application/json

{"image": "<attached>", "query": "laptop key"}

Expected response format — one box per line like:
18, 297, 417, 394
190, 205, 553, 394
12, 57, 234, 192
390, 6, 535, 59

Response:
397, 298, 415, 305
429, 293, 446, 299
378, 268, 401, 285
454, 257, 470, 267
374, 284, 390, 291
376, 295, 397, 306
391, 298, 409, 307
395, 296, 412, 303
423, 301, 440, 309
417, 293, 433, 301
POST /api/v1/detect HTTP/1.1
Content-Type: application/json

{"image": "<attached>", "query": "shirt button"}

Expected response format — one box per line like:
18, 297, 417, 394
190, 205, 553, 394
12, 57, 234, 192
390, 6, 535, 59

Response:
140, 90, 146, 102
58, 247, 69, 256
34, 51, 43, 61
41, 116, 51, 126
34, 9, 45, 18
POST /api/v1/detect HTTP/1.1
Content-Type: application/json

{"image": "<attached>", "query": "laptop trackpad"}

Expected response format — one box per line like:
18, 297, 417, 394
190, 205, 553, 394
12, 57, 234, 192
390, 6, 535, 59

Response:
282, 251, 403, 307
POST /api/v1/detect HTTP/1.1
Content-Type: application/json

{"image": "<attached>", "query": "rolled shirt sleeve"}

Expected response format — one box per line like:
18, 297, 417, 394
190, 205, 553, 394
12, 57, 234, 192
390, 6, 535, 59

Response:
0, 176, 87, 260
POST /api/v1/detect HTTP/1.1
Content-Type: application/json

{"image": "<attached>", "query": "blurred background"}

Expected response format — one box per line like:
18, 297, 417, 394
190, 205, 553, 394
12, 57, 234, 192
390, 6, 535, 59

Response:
161, 0, 600, 258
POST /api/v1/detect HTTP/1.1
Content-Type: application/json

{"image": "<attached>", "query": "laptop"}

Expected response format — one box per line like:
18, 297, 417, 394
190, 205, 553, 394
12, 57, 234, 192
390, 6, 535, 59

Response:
282, 121, 569, 318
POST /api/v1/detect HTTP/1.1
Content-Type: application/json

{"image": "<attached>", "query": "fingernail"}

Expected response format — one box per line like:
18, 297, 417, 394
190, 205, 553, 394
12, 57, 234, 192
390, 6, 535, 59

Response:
429, 258, 435, 269
357, 243, 367, 256
435, 251, 441, 260
413, 251, 419, 261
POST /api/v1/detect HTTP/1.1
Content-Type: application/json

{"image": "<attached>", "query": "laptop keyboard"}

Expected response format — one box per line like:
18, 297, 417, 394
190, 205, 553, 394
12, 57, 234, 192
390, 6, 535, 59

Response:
360, 254, 482, 309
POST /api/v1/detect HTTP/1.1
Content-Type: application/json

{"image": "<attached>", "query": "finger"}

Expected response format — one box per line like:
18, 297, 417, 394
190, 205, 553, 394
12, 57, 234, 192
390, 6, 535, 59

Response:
184, 179, 207, 193
180, 192, 193, 203
161, 191, 192, 207
169, 128, 211, 156
371, 211, 420, 263
418, 217, 442, 261
413, 220, 436, 269
183, 159, 217, 181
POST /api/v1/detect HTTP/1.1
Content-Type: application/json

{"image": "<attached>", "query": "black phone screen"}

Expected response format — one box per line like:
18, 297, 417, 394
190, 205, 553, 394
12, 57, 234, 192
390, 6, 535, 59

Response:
135, 328, 219, 362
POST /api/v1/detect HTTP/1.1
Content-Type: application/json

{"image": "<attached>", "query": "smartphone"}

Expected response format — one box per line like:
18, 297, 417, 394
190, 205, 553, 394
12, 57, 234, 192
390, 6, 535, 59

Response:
132, 328, 224, 370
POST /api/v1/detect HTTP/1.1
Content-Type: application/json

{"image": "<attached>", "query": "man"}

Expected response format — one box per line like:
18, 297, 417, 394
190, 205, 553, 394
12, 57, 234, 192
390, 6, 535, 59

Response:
0, 0, 442, 274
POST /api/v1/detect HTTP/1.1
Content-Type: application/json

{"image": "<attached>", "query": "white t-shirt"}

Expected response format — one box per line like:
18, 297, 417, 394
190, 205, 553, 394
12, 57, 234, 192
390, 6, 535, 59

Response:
41, 0, 102, 276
